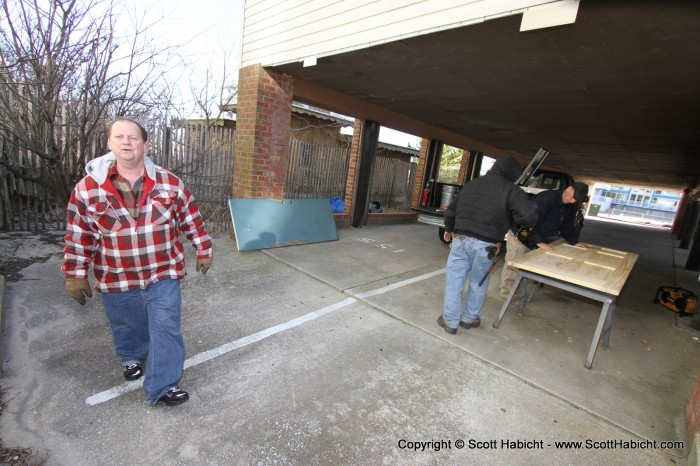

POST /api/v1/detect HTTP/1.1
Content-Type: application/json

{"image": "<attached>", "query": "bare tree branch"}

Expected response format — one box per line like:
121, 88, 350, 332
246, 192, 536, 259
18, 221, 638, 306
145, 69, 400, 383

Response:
0, 0, 187, 202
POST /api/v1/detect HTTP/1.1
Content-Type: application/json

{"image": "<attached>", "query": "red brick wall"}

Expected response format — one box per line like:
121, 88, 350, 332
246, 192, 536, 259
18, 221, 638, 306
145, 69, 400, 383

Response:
342, 118, 364, 215
688, 372, 700, 446
234, 64, 293, 199
411, 139, 430, 208
457, 150, 471, 184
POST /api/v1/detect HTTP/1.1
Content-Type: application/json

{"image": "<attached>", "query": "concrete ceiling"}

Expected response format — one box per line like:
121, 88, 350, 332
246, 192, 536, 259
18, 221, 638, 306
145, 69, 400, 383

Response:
272, 1, 700, 190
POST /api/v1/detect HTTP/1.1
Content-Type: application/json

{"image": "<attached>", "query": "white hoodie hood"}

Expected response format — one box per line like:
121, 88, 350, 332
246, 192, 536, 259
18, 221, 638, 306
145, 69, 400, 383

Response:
85, 152, 158, 185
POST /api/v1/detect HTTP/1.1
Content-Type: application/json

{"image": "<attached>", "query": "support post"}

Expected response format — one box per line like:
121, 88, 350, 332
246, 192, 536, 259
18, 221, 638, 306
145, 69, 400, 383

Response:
681, 202, 700, 250
351, 120, 380, 228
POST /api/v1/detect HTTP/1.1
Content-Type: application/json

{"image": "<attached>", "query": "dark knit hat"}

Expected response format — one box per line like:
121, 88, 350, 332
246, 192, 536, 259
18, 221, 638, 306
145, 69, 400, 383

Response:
572, 182, 589, 203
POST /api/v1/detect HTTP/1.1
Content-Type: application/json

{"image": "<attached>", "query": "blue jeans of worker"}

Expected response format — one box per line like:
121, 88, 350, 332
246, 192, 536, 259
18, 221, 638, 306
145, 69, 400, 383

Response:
102, 279, 185, 405
442, 235, 495, 328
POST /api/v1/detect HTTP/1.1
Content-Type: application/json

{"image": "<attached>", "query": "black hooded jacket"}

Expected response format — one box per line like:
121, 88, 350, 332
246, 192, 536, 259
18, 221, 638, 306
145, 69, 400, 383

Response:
444, 156, 538, 243
511, 188, 580, 249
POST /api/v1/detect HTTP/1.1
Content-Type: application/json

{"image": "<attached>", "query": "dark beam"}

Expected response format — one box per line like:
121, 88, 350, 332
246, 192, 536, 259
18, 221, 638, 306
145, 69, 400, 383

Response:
351, 120, 380, 228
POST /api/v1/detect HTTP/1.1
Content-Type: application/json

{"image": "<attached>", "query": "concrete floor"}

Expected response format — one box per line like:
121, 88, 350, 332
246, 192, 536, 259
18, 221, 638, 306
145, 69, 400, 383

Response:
0, 217, 697, 465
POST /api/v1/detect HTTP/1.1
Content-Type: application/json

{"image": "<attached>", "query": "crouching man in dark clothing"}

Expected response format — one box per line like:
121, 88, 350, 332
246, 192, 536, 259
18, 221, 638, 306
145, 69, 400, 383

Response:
438, 156, 538, 334
499, 182, 590, 300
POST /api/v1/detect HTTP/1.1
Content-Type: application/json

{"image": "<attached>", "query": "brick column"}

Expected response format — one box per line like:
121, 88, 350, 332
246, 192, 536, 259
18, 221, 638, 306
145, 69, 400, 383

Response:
343, 118, 364, 215
233, 64, 293, 199
410, 139, 430, 208
457, 150, 471, 184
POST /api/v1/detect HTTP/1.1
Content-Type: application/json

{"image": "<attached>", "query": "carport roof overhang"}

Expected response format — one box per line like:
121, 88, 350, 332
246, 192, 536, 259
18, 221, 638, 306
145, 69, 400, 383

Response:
270, 1, 700, 191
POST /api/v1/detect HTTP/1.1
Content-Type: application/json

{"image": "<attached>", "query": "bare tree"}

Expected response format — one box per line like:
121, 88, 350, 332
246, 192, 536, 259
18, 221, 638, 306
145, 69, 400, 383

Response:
185, 48, 238, 122
164, 48, 238, 180
0, 0, 183, 202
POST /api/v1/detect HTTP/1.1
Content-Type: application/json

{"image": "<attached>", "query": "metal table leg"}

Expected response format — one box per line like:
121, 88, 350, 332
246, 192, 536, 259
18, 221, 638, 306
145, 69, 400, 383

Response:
494, 270, 618, 369
526, 281, 538, 303
602, 300, 616, 348
517, 277, 529, 316
585, 298, 614, 369
493, 272, 524, 328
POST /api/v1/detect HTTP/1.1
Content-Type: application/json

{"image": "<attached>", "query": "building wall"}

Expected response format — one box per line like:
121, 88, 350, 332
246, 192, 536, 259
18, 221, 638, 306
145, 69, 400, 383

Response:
411, 139, 431, 209
343, 118, 365, 216
234, 64, 293, 199
457, 150, 471, 184
241, 0, 569, 67
688, 372, 700, 465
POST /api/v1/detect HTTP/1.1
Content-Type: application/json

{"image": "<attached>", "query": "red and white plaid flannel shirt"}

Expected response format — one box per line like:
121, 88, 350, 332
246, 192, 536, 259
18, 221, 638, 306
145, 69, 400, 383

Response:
62, 153, 213, 293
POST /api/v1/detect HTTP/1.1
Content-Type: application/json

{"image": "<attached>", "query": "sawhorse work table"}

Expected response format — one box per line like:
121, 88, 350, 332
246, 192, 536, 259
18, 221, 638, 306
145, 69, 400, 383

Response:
492, 240, 638, 369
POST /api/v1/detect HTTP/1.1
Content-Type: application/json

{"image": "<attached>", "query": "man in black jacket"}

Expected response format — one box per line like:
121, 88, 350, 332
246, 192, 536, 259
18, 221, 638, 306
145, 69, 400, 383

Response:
499, 182, 590, 300
438, 156, 538, 334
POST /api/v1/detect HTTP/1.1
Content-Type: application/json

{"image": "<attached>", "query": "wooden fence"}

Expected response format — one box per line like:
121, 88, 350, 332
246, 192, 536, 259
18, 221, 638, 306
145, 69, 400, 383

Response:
369, 152, 417, 212
285, 137, 417, 213
0, 133, 70, 232
1, 124, 416, 233
285, 138, 351, 199
0, 122, 236, 235
148, 123, 236, 234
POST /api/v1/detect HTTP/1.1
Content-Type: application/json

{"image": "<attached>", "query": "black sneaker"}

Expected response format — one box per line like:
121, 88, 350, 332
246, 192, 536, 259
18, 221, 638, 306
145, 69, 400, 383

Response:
157, 387, 189, 406
123, 363, 143, 381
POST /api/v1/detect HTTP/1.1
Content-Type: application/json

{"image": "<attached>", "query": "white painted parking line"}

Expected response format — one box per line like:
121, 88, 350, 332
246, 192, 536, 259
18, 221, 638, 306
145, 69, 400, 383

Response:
84, 380, 143, 406
183, 297, 357, 368
85, 268, 446, 406
353, 268, 445, 299
85, 298, 357, 406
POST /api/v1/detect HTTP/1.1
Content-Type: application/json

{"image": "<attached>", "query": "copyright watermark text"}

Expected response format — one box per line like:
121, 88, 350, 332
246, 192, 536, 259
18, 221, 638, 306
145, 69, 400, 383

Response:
397, 438, 684, 452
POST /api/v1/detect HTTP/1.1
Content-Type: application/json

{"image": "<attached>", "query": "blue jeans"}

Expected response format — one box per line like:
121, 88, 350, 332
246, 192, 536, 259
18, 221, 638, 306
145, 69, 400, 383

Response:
102, 279, 185, 405
442, 235, 495, 328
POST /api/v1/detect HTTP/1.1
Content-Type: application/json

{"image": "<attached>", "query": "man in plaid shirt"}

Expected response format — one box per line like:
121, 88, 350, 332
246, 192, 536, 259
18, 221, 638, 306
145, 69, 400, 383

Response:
62, 117, 213, 406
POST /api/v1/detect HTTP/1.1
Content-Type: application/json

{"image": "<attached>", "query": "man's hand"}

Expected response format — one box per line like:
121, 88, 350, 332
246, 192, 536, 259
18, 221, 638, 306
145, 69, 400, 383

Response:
443, 231, 453, 243
196, 256, 213, 275
575, 242, 592, 249
537, 242, 555, 251
66, 278, 93, 305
